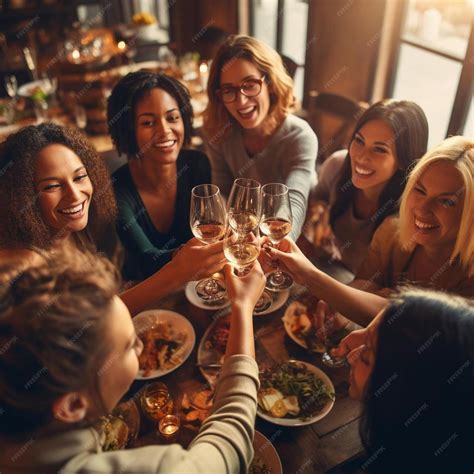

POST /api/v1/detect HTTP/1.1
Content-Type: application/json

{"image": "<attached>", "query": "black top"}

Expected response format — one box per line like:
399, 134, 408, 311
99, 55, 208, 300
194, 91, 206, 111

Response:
113, 149, 211, 280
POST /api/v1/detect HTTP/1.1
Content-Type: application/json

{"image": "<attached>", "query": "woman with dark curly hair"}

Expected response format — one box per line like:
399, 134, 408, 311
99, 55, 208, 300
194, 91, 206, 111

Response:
333, 289, 474, 473
108, 71, 212, 280
0, 123, 225, 315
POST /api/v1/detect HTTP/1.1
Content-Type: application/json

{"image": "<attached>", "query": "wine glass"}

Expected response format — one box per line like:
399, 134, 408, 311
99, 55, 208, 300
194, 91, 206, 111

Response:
190, 184, 227, 303
260, 183, 293, 292
223, 225, 261, 278
4, 75, 17, 99
227, 178, 261, 236
74, 105, 87, 130
321, 319, 359, 368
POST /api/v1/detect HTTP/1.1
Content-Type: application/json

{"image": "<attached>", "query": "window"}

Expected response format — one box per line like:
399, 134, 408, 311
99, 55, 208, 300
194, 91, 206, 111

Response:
250, 0, 309, 101
390, 0, 473, 146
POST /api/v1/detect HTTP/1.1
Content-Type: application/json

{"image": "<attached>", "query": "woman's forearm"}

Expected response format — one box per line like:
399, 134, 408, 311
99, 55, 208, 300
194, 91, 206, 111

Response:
119, 260, 185, 315
225, 303, 255, 359
306, 268, 388, 326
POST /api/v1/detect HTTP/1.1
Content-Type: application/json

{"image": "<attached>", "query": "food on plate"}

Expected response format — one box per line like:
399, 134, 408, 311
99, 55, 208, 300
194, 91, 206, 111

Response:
138, 322, 187, 376
204, 322, 230, 354
181, 389, 213, 429
283, 298, 351, 352
258, 362, 334, 420
249, 457, 271, 474
98, 415, 129, 451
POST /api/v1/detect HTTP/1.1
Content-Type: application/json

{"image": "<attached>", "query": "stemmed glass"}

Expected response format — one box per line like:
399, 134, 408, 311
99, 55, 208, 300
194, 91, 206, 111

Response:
4, 75, 17, 99
223, 225, 261, 277
227, 178, 261, 236
260, 183, 293, 291
190, 184, 227, 303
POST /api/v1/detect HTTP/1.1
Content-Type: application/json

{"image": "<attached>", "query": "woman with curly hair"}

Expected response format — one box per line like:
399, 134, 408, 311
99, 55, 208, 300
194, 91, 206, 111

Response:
0, 123, 225, 315
203, 35, 318, 240
333, 289, 474, 472
108, 71, 212, 280
0, 250, 265, 473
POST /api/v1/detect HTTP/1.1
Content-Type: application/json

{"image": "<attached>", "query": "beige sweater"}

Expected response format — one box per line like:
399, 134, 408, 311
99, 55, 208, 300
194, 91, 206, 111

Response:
0, 355, 259, 474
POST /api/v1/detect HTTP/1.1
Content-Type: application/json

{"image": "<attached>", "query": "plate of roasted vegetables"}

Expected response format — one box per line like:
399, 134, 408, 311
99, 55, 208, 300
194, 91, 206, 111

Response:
257, 360, 335, 426
133, 310, 195, 380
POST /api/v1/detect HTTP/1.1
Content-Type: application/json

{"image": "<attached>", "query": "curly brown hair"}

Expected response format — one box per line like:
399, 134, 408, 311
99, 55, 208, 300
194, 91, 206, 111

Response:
0, 250, 120, 437
0, 123, 119, 262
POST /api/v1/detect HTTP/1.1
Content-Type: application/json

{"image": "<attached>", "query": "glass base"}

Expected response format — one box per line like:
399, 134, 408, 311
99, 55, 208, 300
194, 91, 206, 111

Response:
253, 290, 273, 314
321, 351, 347, 368
195, 278, 227, 303
265, 270, 293, 292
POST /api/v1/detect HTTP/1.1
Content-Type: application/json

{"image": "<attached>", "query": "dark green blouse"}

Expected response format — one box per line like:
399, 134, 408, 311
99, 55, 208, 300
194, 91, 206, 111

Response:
113, 149, 211, 280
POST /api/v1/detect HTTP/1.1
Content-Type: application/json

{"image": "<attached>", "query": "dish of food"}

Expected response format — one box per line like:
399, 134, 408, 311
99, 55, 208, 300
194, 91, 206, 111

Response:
250, 431, 283, 474
185, 281, 230, 311
17, 80, 52, 100
197, 315, 230, 386
97, 400, 140, 451
257, 360, 335, 426
133, 310, 195, 379
282, 298, 353, 353
181, 388, 214, 430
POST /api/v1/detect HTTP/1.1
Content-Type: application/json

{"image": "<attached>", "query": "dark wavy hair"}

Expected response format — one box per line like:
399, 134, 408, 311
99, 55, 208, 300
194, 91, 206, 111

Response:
359, 289, 474, 473
0, 250, 120, 438
330, 99, 428, 230
107, 71, 194, 156
0, 123, 119, 262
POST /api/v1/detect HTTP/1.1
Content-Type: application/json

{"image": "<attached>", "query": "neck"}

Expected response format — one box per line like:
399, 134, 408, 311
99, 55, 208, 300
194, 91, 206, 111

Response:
418, 242, 454, 264
129, 157, 177, 192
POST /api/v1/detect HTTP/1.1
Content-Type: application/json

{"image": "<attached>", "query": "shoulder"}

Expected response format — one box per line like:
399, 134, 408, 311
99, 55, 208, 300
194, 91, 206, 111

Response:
275, 115, 318, 151
372, 216, 400, 246
0, 248, 46, 269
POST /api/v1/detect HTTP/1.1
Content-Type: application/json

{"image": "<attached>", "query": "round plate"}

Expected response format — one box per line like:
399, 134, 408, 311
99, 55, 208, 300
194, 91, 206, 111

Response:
257, 360, 335, 427
251, 431, 283, 474
282, 301, 325, 353
254, 289, 289, 316
197, 314, 230, 387
185, 281, 230, 310
17, 79, 52, 98
133, 309, 196, 380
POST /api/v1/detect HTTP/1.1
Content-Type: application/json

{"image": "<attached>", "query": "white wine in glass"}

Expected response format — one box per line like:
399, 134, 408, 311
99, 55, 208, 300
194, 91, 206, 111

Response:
260, 183, 294, 291
224, 227, 260, 277
190, 184, 227, 302
227, 178, 261, 236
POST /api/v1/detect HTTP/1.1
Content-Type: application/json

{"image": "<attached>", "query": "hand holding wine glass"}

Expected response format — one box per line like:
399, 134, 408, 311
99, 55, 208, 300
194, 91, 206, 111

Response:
190, 184, 227, 302
223, 226, 261, 278
260, 183, 293, 291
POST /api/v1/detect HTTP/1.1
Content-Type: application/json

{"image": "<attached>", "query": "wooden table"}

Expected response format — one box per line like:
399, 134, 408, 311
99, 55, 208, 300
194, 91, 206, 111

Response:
127, 280, 363, 474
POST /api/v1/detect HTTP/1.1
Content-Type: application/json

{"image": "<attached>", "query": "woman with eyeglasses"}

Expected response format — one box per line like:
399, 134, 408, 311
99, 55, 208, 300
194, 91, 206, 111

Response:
203, 35, 318, 240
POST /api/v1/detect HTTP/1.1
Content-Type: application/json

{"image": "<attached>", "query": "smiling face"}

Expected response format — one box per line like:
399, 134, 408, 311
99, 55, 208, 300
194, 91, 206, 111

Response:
350, 119, 399, 196
35, 144, 93, 236
134, 88, 184, 164
95, 296, 143, 413
405, 161, 464, 252
219, 58, 270, 132
347, 319, 379, 401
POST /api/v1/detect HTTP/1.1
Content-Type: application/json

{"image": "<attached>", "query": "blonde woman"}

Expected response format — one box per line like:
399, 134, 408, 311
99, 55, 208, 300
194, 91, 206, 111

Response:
203, 35, 318, 239
265, 136, 474, 326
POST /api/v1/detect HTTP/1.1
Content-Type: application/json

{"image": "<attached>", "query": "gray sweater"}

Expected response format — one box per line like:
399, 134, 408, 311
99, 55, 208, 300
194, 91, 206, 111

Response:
206, 114, 318, 240
0, 355, 259, 474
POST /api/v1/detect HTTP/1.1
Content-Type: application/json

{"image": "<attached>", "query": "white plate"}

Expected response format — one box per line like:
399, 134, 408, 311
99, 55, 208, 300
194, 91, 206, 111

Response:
257, 360, 335, 427
251, 431, 283, 474
133, 310, 195, 380
17, 79, 52, 98
185, 281, 230, 311
254, 289, 289, 316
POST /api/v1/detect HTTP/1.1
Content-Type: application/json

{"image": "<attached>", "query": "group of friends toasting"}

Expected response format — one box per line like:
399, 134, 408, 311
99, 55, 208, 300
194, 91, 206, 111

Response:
0, 34, 473, 473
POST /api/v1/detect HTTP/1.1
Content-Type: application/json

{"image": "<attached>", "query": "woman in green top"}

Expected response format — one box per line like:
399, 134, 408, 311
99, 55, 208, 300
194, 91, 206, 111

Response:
108, 71, 212, 280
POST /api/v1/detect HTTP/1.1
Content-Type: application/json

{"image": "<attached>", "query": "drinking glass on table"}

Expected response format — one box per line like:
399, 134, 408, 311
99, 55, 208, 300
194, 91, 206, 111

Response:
227, 178, 261, 236
190, 184, 227, 302
4, 75, 17, 99
223, 225, 261, 277
260, 183, 293, 291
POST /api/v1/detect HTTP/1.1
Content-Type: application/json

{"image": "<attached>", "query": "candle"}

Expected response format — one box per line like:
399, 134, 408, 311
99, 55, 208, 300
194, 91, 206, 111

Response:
159, 415, 181, 442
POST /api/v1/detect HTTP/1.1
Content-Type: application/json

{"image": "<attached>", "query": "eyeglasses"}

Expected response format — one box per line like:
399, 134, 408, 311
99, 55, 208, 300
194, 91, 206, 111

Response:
217, 76, 266, 103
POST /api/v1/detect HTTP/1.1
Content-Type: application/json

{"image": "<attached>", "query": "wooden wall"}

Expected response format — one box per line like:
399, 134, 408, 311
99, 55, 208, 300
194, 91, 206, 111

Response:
304, 0, 387, 104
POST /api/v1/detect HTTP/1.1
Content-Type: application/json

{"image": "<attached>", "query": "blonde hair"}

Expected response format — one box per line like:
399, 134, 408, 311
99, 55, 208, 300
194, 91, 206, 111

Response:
399, 136, 474, 276
203, 35, 295, 143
